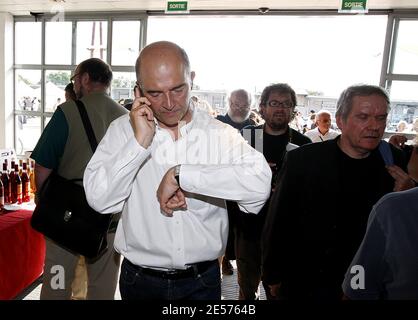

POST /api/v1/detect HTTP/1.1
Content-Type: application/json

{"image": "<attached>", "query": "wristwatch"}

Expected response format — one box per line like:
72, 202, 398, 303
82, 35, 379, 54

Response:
174, 165, 181, 185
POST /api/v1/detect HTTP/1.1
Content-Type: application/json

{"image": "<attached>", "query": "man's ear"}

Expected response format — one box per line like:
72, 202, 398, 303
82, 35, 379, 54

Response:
336, 116, 343, 131
259, 105, 265, 119
190, 71, 195, 90
80, 72, 89, 87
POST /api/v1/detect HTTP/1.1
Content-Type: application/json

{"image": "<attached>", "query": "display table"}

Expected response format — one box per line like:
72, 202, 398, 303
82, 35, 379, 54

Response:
0, 207, 46, 300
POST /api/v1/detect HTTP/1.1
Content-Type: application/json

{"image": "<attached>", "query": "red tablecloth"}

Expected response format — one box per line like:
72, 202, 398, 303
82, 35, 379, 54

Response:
0, 209, 46, 300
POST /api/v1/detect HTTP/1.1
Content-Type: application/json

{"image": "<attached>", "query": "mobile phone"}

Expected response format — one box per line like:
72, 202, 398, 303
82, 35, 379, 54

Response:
134, 85, 145, 98
379, 140, 394, 166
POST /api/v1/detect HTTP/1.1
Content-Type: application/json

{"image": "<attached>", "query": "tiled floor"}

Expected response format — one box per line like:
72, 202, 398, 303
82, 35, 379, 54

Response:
21, 260, 266, 300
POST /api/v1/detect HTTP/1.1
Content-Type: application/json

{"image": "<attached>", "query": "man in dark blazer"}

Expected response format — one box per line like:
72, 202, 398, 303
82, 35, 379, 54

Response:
261, 84, 416, 300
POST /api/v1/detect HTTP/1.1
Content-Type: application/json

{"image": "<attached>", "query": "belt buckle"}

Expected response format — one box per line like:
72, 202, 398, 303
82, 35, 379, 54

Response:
166, 269, 179, 276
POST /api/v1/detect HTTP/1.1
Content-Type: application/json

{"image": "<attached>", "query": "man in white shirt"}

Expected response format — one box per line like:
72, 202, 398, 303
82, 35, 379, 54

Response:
83, 41, 271, 300
304, 109, 340, 142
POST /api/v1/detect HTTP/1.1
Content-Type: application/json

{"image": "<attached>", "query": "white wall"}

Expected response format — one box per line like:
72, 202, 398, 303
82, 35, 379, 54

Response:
0, 12, 13, 149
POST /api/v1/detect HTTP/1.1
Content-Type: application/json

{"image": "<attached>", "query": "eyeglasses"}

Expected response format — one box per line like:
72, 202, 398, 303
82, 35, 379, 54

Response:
230, 102, 250, 109
267, 100, 293, 109
70, 73, 80, 84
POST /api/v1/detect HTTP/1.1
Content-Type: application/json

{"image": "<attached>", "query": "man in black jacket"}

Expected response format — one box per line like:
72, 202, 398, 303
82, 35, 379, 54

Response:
261, 84, 416, 300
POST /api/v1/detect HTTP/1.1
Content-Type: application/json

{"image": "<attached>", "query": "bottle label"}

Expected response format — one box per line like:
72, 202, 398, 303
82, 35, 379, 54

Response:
23, 181, 30, 202
17, 184, 22, 204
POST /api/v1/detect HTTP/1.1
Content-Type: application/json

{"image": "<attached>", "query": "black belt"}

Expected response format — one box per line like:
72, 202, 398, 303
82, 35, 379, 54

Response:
125, 259, 217, 280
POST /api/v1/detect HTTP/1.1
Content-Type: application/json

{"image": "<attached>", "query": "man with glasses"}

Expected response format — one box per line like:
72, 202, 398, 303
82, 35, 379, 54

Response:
234, 83, 311, 300
262, 84, 415, 300
217, 89, 256, 130
31, 58, 127, 299
216, 89, 257, 276
83, 41, 271, 300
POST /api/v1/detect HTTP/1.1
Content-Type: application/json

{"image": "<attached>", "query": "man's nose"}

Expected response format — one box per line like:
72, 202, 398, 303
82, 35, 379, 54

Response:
368, 118, 381, 130
162, 92, 174, 110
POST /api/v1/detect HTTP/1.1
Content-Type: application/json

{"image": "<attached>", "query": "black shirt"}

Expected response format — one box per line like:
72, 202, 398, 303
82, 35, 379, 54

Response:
236, 125, 312, 239
216, 113, 255, 131
262, 139, 408, 299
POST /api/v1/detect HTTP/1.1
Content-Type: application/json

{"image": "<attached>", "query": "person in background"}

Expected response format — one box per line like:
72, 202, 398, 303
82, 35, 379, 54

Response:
32, 58, 127, 300
83, 41, 271, 300
64, 81, 89, 300
262, 84, 415, 300
63, 81, 90, 300
249, 110, 264, 126
191, 95, 216, 117
304, 109, 340, 143
305, 112, 316, 131
389, 117, 418, 183
342, 187, 418, 300
64, 83, 77, 102
217, 89, 256, 130
216, 89, 257, 276
236, 83, 311, 300
396, 120, 408, 133
289, 110, 305, 133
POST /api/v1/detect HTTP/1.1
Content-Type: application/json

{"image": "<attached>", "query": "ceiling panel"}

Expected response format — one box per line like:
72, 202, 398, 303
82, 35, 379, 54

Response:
1, 0, 418, 16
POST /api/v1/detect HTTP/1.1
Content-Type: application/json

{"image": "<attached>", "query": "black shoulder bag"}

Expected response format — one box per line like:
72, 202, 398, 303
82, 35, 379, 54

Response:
31, 100, 113, 259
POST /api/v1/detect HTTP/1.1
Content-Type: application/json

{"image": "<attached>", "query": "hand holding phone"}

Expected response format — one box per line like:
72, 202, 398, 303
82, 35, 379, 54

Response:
129, 86, 156, 148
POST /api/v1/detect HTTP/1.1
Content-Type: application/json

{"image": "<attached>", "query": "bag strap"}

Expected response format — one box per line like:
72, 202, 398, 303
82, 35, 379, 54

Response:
74, 100, 98, 153
378, 140, 394, 166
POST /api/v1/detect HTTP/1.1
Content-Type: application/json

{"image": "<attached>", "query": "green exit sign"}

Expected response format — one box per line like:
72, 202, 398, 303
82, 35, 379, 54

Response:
166, 1, 189, 13
340, 0, 368, 13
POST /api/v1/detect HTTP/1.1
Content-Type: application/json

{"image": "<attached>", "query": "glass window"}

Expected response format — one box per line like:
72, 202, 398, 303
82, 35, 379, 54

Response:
15, 22, 42, 64
111, 21, 141, 66
45, 21, 73, 65
44, 116, 52, 127
387, 81, 418, 132
44, 70, 71, 112
111, 71, 136, 103
389, 80, 418, 101
76, 21, 108, 63
393, 20, 418, 75
15, 70, 41, 111
14, 14, 145, 156
148, 15, 387, 99
15, 115, 41, 155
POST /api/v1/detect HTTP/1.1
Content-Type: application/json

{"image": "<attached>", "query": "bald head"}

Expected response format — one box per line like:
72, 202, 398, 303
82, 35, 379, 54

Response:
133, 41, 195, 129
228, 89, 252, 123
135, 41, 191, 87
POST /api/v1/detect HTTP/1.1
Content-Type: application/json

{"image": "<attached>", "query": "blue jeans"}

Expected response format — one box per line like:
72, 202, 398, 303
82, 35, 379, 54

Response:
119, 259, 221, 300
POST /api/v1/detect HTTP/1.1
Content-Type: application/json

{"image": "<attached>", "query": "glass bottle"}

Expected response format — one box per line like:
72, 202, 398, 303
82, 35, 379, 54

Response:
30, 160, 36, 197
18, 159, 23, 176
0, 178, 4, 209
1, 163, 11, 204
11, 164, 22, 204
21, 162, 30, 203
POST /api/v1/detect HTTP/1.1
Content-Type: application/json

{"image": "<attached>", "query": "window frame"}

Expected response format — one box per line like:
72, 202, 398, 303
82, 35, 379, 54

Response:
13, 12, 147, 154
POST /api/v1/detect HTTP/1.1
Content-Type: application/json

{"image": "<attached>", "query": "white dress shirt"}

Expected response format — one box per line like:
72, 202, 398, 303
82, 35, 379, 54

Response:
304, 127, 340, 143
84, 107, 271, 270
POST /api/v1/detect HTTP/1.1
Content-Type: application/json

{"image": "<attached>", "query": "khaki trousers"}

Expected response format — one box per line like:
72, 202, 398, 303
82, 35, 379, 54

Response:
71, 256, 87, 300
40, 232, 120, 300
